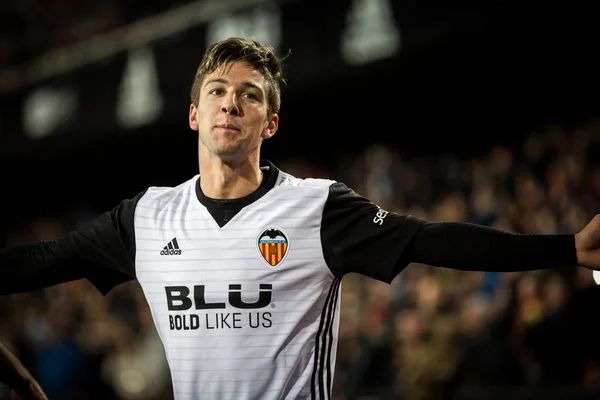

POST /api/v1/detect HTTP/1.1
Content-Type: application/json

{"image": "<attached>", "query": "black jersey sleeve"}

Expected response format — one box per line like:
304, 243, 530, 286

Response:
408, 221, 577, 273
321, 183, 578, 284
320, 183, 423, 283
0, 190, 147, 296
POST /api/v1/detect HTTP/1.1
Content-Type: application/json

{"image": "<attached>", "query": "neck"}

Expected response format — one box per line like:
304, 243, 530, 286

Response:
198, 149, 263, 200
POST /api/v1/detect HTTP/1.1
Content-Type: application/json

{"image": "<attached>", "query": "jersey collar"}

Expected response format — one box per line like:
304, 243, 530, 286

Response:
195, 159, 280, 209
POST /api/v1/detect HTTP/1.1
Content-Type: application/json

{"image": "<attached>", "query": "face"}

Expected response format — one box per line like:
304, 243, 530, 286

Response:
189, 61, 278, 162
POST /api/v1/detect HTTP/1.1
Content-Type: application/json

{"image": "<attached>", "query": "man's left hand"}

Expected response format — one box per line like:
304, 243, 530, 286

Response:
576, 214, 600, 270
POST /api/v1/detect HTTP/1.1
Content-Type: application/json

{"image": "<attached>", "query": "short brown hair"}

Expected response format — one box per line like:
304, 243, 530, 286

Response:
190, 37, 287, 116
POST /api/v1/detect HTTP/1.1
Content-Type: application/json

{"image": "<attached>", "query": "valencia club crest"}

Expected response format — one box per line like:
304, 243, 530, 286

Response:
257, 228, 289, 267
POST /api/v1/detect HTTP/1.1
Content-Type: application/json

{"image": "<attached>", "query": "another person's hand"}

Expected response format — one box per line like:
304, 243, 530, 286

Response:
12, 378, 48, 400
10, 379, 49, 400
575, 214, 600, 270
1, 341, 48, 400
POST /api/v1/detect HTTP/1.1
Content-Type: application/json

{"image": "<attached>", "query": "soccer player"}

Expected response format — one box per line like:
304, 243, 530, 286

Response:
0, 341, 48, 400
1, 37, 600, 400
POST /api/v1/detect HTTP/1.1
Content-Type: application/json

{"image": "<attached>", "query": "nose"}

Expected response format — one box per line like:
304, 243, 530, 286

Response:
221, 93, 240, 116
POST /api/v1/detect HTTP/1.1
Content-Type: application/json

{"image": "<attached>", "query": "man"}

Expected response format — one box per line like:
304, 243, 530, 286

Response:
1, 37, 599, 400
0, 341, 48, 400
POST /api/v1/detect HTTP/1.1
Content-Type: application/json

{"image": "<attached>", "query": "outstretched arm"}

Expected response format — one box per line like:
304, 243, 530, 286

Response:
0, 342, 48, 400
0, 192, 145, 296
320, 183, 597, 282
407, 214, 600, 272
406, 220, 578, 272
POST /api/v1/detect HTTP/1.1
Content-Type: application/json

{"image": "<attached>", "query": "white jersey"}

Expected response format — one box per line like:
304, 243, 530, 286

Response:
135, 169, 340, 400
2, 160, 424, 399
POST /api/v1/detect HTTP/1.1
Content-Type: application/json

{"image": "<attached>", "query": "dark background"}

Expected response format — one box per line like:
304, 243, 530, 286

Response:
1, 1, 599, 200
1, 2, 600, 398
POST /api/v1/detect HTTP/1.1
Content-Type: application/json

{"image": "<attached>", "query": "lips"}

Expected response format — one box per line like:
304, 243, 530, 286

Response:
215, 123, 240, 131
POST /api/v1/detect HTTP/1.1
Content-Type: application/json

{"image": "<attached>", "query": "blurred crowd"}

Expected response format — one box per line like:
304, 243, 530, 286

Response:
1, 119, 600, 400
326, 120, 600, 400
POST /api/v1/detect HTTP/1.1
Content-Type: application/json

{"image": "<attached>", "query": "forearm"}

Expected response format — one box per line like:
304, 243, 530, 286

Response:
0, 342, 31, 391
409, 221, 577, 272
0, 241, 84, 295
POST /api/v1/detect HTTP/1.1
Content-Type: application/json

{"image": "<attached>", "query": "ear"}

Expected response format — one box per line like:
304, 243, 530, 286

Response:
189, 104, 199, 131
262, 114, 279, 139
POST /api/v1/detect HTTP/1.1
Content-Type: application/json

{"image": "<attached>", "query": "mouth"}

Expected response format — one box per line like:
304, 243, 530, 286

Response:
215, 123, 241, 132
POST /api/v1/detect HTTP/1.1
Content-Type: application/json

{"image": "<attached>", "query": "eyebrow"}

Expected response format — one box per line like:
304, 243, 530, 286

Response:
203, 78, 263, 92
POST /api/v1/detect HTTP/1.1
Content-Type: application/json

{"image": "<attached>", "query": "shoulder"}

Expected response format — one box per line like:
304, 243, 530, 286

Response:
139, 175, 199, 206
276, 170, 337, 191
277, 170, 358, 205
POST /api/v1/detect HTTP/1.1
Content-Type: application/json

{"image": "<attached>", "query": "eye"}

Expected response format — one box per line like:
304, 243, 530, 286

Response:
209, 88, 223, 95
242, 92, 259, 100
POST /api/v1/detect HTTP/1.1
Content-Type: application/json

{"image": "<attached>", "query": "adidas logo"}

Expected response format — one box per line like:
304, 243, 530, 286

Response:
160, 237, 182, 256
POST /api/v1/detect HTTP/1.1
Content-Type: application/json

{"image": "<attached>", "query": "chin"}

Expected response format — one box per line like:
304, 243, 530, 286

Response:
214, 147, 246, 161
